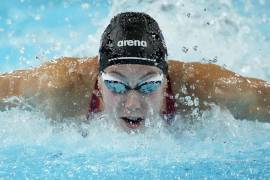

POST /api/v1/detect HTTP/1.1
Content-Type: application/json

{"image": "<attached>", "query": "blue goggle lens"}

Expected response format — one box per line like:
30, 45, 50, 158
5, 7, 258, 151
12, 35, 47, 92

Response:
136, 81, 162, 94
104, 80, 128, 94
104, 80, 162, 94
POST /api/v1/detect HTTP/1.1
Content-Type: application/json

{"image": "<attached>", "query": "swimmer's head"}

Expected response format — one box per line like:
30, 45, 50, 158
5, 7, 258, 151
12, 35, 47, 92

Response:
99, 12, 168, 74
97, 12, 169, 132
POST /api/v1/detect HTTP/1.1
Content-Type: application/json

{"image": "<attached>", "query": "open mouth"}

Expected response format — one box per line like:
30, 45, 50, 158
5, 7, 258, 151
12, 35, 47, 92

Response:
121, 117, 144, 129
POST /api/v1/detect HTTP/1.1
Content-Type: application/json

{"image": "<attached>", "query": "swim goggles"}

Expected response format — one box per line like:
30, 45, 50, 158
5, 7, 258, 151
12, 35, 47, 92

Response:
100, 72, 164, 94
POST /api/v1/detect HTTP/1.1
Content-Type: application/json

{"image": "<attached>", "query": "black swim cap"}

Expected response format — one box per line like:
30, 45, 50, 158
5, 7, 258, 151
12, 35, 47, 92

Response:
99, 12, 168, 74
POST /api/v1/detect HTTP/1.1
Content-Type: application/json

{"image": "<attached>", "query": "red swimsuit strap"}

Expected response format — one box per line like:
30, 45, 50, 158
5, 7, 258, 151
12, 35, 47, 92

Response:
88, 80, 101, 114
163, 75, 176, 115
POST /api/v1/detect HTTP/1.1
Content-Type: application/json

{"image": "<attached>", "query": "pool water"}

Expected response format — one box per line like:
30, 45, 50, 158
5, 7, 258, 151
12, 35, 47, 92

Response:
1, 0, 270, 179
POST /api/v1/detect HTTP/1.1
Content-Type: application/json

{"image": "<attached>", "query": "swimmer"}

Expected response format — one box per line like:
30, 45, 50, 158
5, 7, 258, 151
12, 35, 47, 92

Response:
0, 12, 270, 130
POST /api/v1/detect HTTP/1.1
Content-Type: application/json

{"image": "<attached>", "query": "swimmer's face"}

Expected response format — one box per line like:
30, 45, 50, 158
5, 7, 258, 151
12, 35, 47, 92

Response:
98, 64, 166, 132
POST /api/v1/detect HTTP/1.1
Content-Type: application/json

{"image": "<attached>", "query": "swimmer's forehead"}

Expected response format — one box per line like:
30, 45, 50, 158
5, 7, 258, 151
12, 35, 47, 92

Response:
104, 64, 162, 79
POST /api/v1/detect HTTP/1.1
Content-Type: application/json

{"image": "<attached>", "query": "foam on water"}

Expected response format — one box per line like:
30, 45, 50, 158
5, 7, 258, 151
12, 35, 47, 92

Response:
1, 0, 270, 178
1, 106, 270, 178
1, 105, 270, 155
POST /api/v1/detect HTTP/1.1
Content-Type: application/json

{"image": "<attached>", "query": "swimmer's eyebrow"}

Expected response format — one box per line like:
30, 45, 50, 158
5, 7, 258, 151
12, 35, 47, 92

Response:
139, 71, 160, 81
108, 71, 160, 80
108, 71, 127, 80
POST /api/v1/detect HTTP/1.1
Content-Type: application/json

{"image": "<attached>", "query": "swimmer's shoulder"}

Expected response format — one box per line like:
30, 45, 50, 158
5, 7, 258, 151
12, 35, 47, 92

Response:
36, 56, 99, 118
0, 56, 99, 119
167, 60, 229, 111
168, 60, 212, 92
168, 60, 231, 86
38, 56, 98, 76
34, 56, 99, 87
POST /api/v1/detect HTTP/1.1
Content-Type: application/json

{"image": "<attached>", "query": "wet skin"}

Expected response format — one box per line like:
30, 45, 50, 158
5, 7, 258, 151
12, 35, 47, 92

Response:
1, 57, 270, 123
98, 64, 167, 131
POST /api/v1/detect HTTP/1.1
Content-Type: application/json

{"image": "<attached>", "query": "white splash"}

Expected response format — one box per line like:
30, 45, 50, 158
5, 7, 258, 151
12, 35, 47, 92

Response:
0, 0, 269, 169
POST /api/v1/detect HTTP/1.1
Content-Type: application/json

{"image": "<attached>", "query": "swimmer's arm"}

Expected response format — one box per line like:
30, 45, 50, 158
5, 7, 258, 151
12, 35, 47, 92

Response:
0, 57, 99, 118
0, 57, 95, 98
0, 70, 27, 109
0, 71, 23, 99
212, 72, 270, 122
193, 63, 270, 122
168, 60, 270, 122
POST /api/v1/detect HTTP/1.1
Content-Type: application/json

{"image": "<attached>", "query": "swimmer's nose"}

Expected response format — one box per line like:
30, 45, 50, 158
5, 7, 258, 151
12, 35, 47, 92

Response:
124, 90, 142, 113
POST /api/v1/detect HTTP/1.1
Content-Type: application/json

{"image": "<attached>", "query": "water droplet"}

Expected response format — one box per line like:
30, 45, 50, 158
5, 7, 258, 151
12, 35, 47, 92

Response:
81, 3, 90, 9
193, 45, 198, 51
34, 15, 41, 21
6, 19, 12, 25
182, 46, 189, 53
